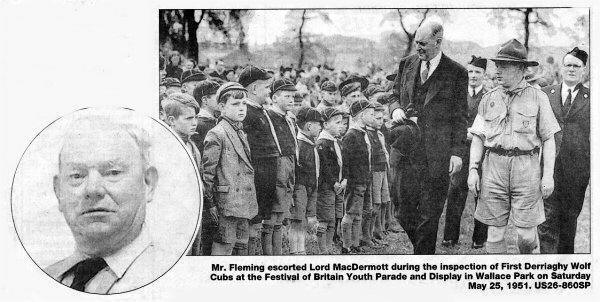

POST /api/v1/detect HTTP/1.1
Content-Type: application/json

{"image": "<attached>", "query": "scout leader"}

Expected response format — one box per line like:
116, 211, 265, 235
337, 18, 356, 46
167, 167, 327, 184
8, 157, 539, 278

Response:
468, 39, 561, 254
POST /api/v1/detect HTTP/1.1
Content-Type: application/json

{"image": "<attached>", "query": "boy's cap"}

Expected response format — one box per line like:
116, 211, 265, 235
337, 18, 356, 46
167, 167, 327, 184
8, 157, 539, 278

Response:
215, 82, 248, 103
364, 84, 386, 99
193, 79, 221, 101
296, 107, 324, 125
320, 80, 337, 92
270, 78, 297, 98
181, 70, 207, 84
321, 107, 345, 121
238, 65, 272, 87
349, 100, 376, 117
161, 77, 181, 88
339, 75, 368, 97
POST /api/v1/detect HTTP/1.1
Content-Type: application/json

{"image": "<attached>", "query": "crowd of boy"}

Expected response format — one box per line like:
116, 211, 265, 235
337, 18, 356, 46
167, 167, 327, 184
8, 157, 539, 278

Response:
159, 35, 589, 255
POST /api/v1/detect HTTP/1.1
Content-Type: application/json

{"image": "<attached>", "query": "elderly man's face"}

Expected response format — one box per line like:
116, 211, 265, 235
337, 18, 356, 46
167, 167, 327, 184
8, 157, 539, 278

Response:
415, 28, 441, 61
561, 54, 585, 86
494, 61, 525, 89
54, 125, 157, 255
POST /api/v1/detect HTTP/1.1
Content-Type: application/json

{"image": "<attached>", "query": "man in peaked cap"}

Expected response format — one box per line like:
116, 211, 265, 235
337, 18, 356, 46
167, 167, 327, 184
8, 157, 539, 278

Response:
237, 65, 279, 255
442, 55, 489, 249
317, 80, 339, 112
468, 39, 560, 254
538, 47, 589, 254
388, 21, 468, 254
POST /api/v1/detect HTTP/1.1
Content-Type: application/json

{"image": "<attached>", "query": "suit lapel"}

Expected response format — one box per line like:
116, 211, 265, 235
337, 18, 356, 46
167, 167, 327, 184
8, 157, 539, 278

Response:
547, 84, 563, 124
566, 86, 589, 117
222, 120, 253, 169
404, 56, 420, 103
423, 55, 447, 107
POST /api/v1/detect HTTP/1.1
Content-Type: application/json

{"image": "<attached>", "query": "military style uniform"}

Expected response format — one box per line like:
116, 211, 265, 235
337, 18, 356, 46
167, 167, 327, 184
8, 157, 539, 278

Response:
470, 80, 560, 228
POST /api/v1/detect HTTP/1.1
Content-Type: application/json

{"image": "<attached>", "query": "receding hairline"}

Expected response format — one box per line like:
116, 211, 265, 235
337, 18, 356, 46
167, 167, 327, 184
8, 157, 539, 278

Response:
417, 21, 444, 39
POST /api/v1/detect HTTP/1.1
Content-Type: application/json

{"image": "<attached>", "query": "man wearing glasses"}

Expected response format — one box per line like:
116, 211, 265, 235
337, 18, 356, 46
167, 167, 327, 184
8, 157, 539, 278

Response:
538, 47, 590, 254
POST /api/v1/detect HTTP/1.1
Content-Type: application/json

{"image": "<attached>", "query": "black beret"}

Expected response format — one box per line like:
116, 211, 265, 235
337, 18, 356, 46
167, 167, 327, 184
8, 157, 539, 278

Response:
270, 78, 297, 98
321, 107, 345, 121
296, 107, 324, 125
388, 119, 420, 157
468, 55, 487, 70
349, 100, 375, 117
161, 77, 181, 88
181, 70, 207, 84
193, 79, 221, 102
566, 47, 588, 66
238, 65, 272, 87
320, 80, 337, 92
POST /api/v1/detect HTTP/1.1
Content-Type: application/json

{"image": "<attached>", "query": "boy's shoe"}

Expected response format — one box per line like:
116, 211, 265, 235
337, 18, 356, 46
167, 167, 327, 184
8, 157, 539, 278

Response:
341, 247, 351, 254
472, 242, 485, 249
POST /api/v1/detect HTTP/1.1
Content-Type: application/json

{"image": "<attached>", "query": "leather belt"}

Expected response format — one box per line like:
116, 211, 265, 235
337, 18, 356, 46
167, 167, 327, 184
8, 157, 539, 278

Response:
488, 147, 540, 157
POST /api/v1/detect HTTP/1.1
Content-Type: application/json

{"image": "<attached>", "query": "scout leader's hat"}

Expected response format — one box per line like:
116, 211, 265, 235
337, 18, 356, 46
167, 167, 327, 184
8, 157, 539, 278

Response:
339, 75, 369, 97
181, 70, 207, 84
490, 39, 538, 66
566, 47, 588, 66
321, 107, 346, 121
161, 77, 181, 88
215, 82, 247, 104
238, 65, 272, 87
320, 80, 337, 92
296, 107, 324, 125
468, 55, 488, 70
349, 100, 376, 117
270, 78, 297, 98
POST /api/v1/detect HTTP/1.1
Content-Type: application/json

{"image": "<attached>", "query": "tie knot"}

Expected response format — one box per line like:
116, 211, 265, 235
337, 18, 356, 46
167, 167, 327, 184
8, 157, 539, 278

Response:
70, 257, 108, 291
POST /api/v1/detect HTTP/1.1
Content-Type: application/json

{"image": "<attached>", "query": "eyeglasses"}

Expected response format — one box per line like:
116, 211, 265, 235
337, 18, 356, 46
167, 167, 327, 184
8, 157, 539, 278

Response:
564, 63, 582, 69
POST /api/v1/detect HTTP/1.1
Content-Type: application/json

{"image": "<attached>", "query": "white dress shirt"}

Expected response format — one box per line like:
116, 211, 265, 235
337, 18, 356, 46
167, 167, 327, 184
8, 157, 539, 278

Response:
420, 51, 443, 79
561, 82, 580, 105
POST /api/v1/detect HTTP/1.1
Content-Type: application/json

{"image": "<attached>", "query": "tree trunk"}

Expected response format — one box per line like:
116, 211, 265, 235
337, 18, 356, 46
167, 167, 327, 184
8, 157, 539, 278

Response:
403, 34, 414, 57
183, 10, 199, 62
523, 8, 532, 51
298, 10, 307, 68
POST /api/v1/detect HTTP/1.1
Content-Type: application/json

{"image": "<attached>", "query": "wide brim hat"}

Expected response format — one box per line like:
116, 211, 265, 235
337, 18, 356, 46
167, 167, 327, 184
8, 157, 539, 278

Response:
490, 39, 538, 67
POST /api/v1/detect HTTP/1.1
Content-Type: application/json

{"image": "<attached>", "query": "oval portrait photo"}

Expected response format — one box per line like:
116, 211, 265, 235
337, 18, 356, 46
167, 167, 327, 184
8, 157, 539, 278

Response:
11, 108, 202, 294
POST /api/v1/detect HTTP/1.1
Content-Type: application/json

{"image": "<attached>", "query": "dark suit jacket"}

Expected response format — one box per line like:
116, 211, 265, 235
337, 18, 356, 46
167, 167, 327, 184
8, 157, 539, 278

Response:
389, 53, 468, 178
316, 137, 340, 190
342, 127, 371, 185
542, 84, 590, 175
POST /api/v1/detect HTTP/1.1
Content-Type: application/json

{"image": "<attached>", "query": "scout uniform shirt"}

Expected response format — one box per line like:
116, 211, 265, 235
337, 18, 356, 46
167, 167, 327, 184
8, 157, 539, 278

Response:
470, 79, 560, 150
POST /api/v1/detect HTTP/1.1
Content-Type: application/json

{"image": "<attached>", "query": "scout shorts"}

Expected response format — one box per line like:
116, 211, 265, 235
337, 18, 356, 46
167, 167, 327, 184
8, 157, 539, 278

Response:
474, 151, 545, 228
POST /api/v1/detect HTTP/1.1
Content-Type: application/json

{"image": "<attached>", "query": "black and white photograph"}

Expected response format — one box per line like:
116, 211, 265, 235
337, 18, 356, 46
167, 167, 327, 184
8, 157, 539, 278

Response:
11, 108, 202, 294
158, 7, 590, 256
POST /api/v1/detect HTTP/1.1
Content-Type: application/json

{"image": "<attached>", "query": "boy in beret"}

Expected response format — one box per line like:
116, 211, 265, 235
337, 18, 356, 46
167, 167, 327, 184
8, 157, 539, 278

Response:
289, 107, 323, 255
366, 103, 391, 246
263, 78, 298, 255
316, 107, 347, 254
316, 81, 339, 113
341, 100, 375, 254
203, 82, 258, 255
161, 77, 182, 96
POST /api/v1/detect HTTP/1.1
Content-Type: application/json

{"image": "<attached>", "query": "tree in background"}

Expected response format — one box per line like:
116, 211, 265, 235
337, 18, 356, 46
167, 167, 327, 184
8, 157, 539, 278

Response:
159, 9, 253, 62
488, 8, 556, 51
285, 10, 333, 68
380, 9, 449, 57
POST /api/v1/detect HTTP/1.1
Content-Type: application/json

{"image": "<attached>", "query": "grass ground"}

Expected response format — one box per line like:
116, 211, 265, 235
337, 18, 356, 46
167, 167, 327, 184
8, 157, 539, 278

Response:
296, 185, 591, 255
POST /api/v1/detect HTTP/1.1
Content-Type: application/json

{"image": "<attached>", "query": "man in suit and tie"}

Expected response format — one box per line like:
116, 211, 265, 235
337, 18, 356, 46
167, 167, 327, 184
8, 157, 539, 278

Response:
538, 47, 590, 254
389, 21, 468, 254
442, 55, 489, 249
